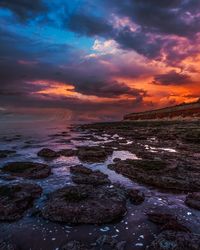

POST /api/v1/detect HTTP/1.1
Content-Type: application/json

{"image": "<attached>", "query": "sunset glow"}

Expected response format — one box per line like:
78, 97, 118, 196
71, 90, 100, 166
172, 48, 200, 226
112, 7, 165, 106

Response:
0, 0, 200, 121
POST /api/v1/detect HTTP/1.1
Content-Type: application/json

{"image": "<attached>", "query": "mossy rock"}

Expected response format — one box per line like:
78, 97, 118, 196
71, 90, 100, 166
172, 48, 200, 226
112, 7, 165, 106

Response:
126, 159, 167, 171
63, 187, 89, 202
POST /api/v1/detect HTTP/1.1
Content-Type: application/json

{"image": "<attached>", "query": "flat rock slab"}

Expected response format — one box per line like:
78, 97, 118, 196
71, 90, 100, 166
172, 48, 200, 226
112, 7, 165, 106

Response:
58, 149, 77, 157
1, 162, 51, 179
0, 183, 42, 221
148, 230, 200, 250
77, 146, 110, 163
108, 159, 200, 192
185, 192, 200, 210
70, 165, 110, 186
42, 185, 126, 224
147, 211, 190, 232
128, 189, 145, 205
37, 148, 59, 158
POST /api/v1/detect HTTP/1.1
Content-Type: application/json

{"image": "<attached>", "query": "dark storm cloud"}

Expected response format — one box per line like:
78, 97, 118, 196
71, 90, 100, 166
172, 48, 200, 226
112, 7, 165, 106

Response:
152, 70, 191, 85
0, 29, 146, 105
74, 79, 146, 98
0, 0, 48, 21
103, 0, 200, 38
114, 27, 164, 59
65, 0, 200, 60
67, 12, 113, 37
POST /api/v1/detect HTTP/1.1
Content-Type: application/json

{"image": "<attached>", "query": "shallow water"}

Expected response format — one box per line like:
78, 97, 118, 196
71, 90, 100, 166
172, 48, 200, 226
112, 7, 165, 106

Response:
0, 120, 199, 250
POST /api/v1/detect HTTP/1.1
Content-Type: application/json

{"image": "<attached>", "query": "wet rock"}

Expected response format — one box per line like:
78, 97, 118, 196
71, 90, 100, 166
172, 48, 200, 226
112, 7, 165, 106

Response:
161, 220, 190, 233
58, 149, 77, 157
2, 162, 51, 179
70, 165, 93, 175
147, 212, 177, 225
128, 189, 145, 205
70, 166, 110, 186
147, 230, 200, 250
108, 159, 200, 192
185, 192, 200, 210
77, 146, 109, 163
183, 130, 200, 144
113, 158, 121, 163
42, 185, 126, 224
0, 150, 16, 158
0, 183, 42, 221
37, 148, 59, 158
147, 211, 190, 233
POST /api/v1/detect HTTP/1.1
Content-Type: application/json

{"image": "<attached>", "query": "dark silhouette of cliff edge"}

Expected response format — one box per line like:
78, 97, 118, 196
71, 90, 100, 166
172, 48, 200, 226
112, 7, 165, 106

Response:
124, 99, 200, 120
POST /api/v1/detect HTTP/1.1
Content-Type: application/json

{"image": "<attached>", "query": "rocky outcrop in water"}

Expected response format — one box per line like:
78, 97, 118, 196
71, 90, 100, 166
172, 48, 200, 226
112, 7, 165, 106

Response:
128, 189, 145, 205
37, 148, 59, 158
41, 184, 126, 224
0, 183, 42, 221
185, 192, 200, 210
77, 146, 112, 163
58, 149, 77, 157
108, 159, 200, 192
1, 162, 51, 179
147, 211, 190, 233
70, 165, 110, 186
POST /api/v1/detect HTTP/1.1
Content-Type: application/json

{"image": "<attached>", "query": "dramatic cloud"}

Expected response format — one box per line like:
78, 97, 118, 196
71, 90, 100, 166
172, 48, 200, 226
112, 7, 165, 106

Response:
152, 70, 192, 85
67, 12, 113, 37
0, 0, 199, 121
74, 79, 146, 98
0, 0, 48, 21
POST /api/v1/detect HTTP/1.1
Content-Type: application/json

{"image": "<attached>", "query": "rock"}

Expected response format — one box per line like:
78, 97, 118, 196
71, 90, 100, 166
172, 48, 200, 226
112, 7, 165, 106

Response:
126, 159, 167, 171
42, 185, 126, 224
2, 162, 51, 179
147, 230, 200, 250
128, 189, 145, 205
58, 149, 77, 157
147, 211, 190, 233
77, 146, 109, 163
161, 220, 190, 233
37, 148, 59, 158
70, 166, 110, 186
113, 158, 121, 163
183, 130, 200, 144
0, 150, 16, 158
108, 159, 200, 192
185, 192, 200, 210
0, 239, 19, 250
70, 165, 93, 175
147, 212, 177, 225
0, 183, 42, 221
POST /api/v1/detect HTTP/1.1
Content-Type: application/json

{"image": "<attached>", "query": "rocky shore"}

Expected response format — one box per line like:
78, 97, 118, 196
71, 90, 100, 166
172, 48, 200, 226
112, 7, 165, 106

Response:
0, 120, 199, 249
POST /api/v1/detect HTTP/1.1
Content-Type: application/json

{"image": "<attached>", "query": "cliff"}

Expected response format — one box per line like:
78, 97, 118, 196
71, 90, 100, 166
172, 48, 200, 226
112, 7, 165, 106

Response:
124, 99, 200, 121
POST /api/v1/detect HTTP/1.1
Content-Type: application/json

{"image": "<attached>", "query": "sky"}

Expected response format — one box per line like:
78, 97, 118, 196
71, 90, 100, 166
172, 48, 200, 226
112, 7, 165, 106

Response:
0, 0, 200, 122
